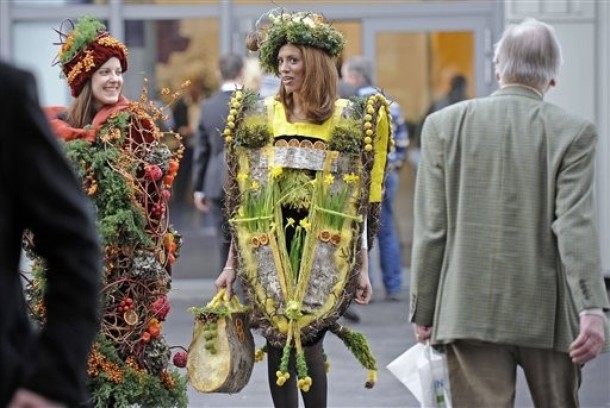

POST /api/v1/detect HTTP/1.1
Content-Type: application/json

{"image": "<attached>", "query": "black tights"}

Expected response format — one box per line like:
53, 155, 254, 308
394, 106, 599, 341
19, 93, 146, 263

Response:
267, 341, 328, 408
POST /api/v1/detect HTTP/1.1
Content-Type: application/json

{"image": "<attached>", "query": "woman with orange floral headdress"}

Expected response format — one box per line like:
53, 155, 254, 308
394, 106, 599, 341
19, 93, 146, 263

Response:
205, 7, 393, 408
25, 16, 188, 407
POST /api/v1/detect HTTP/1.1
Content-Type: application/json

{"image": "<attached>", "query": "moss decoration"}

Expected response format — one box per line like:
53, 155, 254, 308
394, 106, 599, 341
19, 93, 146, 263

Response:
23, 88, 188, 407
256, 10, 346, 75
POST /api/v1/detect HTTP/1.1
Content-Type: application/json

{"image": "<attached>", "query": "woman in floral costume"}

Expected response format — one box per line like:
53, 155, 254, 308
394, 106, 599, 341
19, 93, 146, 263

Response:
26, 16, 187, 407
214, 8, 393, 408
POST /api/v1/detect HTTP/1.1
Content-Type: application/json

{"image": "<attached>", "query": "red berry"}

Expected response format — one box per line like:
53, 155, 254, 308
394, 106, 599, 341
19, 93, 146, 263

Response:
173, 351, 187, 368
151, 294, 170, 320
145, 165, 163, 181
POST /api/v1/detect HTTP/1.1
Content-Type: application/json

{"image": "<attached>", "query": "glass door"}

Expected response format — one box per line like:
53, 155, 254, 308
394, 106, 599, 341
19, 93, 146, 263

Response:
361, 15, 495, 266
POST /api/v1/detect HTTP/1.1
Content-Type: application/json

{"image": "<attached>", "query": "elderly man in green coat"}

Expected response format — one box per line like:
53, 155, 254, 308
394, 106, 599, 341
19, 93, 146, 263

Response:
410, 18, 609, 407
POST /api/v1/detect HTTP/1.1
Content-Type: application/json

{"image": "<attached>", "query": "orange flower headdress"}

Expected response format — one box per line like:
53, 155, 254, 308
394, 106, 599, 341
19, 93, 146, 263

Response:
53, 16, 128, 97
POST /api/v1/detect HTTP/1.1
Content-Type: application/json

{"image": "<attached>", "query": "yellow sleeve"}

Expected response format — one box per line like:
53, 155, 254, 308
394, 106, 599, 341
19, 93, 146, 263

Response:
369, 104, 390, 203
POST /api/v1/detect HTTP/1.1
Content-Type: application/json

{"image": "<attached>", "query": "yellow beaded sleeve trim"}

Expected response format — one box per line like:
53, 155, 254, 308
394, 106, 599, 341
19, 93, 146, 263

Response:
362, 94, 392, 203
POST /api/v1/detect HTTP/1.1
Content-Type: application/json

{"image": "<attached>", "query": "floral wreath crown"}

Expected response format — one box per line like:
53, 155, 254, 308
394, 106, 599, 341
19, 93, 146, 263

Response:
53, 15, 128, 97
246, 8, 346, 75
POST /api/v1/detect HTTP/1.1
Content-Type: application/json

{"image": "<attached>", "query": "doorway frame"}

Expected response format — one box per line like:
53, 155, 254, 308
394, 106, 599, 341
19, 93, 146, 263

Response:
362, 14, 496, 98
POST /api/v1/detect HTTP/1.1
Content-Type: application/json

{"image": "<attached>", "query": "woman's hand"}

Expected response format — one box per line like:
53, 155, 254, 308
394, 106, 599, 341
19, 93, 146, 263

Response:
354, 251, 372, 304
215, 239, 237, 297
354, 273, 372, 304
8, 389, 65, 408
215, 267, 236, 298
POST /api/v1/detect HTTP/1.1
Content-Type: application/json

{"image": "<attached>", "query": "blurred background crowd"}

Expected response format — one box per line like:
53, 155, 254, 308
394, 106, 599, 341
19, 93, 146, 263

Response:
3, 0, 610, 283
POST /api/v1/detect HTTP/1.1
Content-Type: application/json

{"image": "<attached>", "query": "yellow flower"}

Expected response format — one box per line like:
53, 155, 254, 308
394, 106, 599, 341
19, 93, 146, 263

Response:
343, 173, 360, 184
237, 172, 248, 182
323, 174, 335, 185
250, 180, 260, 191
269, 165, 283, 179
299, 218, 311, 231
285, 217, 295, 229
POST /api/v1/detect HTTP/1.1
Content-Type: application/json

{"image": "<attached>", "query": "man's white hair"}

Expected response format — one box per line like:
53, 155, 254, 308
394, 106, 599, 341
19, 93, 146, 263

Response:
494, 18, 563, 89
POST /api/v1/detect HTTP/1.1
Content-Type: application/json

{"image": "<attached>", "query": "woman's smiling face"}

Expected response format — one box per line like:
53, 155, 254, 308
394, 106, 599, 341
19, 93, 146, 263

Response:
278, 44, 304, 94
91, 57, 123, 109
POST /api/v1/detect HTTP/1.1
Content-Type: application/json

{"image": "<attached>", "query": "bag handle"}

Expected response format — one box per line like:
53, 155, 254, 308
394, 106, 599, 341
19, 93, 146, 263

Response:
208, 288, 249, 313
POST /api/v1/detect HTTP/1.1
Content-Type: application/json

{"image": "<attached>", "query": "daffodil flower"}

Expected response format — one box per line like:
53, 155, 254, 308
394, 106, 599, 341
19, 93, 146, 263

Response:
269, 165, 283, 179
285, 217, 296, 230
299, 218, 311, 231
323, 174, 335, 185
343, 173, 360, 184
237, 172, 248, 182
250, 180, 260, 191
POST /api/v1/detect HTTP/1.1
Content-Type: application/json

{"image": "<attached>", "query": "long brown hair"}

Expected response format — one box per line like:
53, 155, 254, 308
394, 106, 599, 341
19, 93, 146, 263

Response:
66, 81, 96, 128
279, 45, 338, 124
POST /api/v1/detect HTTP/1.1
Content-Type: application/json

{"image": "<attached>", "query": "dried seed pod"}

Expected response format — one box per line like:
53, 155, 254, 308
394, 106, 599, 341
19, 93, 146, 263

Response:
246, 31, 263, 52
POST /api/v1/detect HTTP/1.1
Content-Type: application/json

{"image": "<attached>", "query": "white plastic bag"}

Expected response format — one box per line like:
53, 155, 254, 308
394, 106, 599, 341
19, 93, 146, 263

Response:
387, 342, 452, 408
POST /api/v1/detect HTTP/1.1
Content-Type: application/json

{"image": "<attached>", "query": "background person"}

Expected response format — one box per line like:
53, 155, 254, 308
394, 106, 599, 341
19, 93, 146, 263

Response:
410, 18, 609, 407
172, 71, 208, 207
0, 61, 100, 408
336, 55, 357, 99
243, 56, 262, 92
412, 74, 469, 170
193, 53, 245, 270
427, 74, 468, 114
342, 55, 409, 301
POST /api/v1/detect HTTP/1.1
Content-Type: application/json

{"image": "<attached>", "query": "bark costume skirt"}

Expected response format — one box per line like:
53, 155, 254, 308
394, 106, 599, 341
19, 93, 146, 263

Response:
221, 91, 393, 390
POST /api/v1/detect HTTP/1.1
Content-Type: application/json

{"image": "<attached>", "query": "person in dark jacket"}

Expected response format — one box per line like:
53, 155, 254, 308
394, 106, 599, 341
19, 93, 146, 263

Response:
192, 53, 244, 269
0, 61, 101, 408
